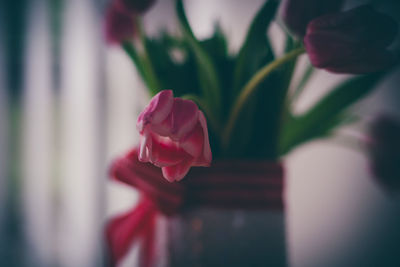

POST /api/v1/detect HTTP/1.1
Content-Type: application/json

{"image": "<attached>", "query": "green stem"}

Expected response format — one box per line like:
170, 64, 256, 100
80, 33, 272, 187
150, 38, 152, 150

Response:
122, 41, 159, 95
176, 0, 222, 117
222, 46, 306, 148
136, 19, 161, 96
291, 62, 314, 102
122, 42, 146, 80
274, 39, 302, 157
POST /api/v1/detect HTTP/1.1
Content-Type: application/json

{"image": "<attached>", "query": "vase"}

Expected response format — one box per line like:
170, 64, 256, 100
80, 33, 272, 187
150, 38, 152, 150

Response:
108, 151, 287, 267
165, 160, 287, 267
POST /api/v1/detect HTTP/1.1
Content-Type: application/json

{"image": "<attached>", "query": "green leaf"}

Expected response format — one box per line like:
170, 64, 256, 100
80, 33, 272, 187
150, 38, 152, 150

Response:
175, 0, 222, 115
279, 72, 385, 155
291, 61, 315, 101
232, 0, 278, 97
200, 24, 234, 120
200, 23, 228, 60
225, 0, 279, 158
122, 42, 159, 95
144, 34, 200, 97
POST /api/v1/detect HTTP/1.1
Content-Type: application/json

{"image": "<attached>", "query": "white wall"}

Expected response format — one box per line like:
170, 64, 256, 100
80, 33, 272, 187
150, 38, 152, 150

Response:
22, 0, 55, 265
57, 0, 105, 266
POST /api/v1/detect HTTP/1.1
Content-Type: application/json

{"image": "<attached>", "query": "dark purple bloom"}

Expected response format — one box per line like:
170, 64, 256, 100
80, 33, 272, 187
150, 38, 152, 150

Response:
280, 0, 344, 37
367, 115, 400, 192
304, 5, 398, 74
115, 0, 156, 15
104, 4, 135, 45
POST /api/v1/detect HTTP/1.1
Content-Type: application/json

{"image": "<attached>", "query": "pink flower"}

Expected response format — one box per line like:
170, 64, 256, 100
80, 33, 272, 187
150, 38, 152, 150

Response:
304, 5, 398, 74
137, 90, 212, 182
104, 3, 135, 45
280, 0, 344, 37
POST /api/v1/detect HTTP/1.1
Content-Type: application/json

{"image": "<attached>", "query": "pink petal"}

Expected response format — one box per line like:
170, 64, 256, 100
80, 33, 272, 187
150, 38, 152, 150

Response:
197, 111, 212, 165
162, 158, 195, 182
137, 90, 174, 133
150, 112, 173, 137
180, 120, 204, 158
169, 98, 199, 141
138, 132, 152, 162
150, 134, 188, 167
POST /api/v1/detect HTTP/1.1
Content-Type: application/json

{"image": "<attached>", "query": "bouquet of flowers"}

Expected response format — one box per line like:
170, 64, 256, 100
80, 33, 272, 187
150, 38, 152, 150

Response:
104, 0, 399, 266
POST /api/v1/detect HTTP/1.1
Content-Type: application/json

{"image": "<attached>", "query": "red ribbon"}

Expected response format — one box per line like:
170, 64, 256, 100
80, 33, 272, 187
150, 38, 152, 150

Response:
106, 148, 284, 267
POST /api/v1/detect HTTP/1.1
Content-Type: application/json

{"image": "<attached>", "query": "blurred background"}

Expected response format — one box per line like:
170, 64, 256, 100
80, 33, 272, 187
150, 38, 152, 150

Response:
0, 0, 399, 266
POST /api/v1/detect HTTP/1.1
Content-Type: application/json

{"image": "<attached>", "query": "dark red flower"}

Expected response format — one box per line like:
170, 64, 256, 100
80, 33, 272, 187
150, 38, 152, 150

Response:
367, 115, 400, 192
104, 4, 135, 44
115, 0, 156, 15
304, 5, 398, 74
280, 0, 344, 37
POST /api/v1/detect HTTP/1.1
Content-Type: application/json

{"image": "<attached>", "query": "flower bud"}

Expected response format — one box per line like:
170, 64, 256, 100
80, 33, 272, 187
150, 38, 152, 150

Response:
304, 5, 398, 74
280, 0, 343, 37
104, 4, 135, 44
367, 115, 400, 192
137, 90, 212, 182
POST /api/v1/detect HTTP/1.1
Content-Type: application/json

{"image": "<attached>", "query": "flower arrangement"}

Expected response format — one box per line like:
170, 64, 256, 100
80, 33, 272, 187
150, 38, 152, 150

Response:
104, 0, 399, 265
